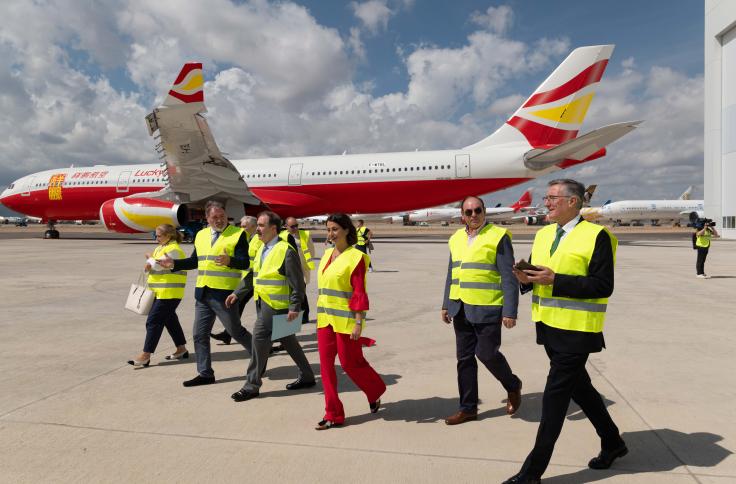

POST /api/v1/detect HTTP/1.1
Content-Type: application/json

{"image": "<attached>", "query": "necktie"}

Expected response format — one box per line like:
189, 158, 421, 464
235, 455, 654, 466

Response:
550, 226, 565, 256
211, 230, 220, 246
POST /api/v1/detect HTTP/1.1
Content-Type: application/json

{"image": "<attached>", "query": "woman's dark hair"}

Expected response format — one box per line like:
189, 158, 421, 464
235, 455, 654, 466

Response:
326, 213, 358, 246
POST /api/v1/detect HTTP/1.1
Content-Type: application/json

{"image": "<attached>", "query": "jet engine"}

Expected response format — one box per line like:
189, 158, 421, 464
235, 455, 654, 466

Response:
524, 215, 548, 226
99, 197, 186, 233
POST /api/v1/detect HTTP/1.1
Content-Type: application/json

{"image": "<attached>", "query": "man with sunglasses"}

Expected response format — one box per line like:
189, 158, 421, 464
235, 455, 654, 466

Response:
441, 195, 522, 425
280, 217, 316, 324
504, 179, 626, 484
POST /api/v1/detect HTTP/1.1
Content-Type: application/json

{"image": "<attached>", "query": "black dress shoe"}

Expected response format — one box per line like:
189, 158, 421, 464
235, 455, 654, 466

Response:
270, 343, 285, 354
286, 378, 317, 390
501, 472, 541, 484
210, 331, 232, 345
231, 388, 259, 402
588, 443, 628, 469
182, 375, 215, 387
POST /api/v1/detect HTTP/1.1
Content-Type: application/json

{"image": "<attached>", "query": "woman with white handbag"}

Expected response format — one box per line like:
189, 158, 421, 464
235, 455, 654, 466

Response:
128, 224, 189, 367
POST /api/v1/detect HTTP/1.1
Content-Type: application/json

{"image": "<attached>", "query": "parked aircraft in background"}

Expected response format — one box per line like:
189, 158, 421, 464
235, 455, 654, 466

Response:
0, 45, 638, 239
407, 188, 532, 223
584, 188, 703, 226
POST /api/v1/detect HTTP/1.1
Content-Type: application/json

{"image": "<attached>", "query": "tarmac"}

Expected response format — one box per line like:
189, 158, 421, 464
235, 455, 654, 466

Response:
0, 224, 734, 483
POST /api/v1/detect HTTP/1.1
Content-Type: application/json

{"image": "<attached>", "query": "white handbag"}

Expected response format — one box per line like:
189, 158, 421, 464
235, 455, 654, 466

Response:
125, 272, 155, 315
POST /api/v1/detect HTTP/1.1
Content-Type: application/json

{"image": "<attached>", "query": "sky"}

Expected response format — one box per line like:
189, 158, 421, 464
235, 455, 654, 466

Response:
0, 0, 705, 215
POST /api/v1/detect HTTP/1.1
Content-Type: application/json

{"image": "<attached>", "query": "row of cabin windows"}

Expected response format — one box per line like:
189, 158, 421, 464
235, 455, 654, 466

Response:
309, 164, 451, 177
245, 173, 277, 179
29, 178, 167, 188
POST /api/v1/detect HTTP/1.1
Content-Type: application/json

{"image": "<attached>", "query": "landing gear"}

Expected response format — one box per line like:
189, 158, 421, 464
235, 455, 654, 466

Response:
43, 220, 60, 239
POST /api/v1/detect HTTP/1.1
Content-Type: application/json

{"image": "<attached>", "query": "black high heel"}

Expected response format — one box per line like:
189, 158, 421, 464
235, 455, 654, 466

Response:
370, 399, 380, 414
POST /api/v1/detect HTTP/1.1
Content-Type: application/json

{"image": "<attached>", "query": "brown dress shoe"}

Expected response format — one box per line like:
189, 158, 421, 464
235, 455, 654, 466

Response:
507, 382, 522, 415
444, 410, 478, 425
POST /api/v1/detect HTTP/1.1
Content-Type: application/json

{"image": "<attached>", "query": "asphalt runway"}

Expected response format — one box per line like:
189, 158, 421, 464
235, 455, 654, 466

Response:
1, 227, 734, 483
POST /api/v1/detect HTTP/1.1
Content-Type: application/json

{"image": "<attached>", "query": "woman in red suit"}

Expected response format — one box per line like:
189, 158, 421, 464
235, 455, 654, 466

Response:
315, 213, 386, 430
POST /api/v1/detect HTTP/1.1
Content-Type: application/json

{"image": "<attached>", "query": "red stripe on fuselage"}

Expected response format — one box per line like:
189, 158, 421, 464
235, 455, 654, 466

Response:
1, 178, 533, 221
522, 59, 608, 108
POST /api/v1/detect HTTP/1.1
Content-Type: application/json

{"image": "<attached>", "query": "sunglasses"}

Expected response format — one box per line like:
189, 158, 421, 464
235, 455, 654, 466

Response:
288, 224, 299, 229
463, 207, 484, 216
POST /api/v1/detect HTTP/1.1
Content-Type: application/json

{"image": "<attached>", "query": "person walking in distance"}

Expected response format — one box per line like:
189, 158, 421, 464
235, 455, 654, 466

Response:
281, 216, 317, 323
694, 222, 719, 278
355, 219, 374, 272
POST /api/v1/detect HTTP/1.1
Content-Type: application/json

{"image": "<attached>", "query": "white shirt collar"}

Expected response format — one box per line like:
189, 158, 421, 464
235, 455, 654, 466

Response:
557, 216, 582, 237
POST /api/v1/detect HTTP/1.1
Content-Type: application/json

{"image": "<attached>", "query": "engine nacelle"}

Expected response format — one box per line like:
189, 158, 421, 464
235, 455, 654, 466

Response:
99, 197, 186, 233
524, 215, 548, 226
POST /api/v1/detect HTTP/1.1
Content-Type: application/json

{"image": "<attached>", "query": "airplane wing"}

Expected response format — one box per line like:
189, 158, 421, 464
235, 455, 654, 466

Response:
524, 120, 642, 170
142, 63, 261, 208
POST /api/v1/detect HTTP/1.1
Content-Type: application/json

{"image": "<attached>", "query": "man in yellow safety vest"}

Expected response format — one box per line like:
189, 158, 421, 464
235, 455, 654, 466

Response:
441, 195, 522, 426
281, 216, 316, 324
159, 200, 253, 388
504, 179, 626, 484
228, 211, 315, 401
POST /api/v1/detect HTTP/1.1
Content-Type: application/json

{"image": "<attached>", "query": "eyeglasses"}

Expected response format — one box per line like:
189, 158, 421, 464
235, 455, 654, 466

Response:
288, 224, 299, 229
542, 195, 573, 202
463, 207, 484, 216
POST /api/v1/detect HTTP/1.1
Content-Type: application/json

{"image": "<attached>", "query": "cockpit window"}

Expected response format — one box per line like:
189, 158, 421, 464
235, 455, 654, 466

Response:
8, 183, 13, 189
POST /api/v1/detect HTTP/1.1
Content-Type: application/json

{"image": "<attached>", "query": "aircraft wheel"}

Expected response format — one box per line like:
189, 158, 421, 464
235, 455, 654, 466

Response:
44, 229, 60, 239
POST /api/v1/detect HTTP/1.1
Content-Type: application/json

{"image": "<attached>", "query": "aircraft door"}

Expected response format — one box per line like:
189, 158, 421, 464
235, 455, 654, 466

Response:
455, 154, 470, 178
288, 163, 303, 186
21, 176, 36, 196
116, 171, 132, 193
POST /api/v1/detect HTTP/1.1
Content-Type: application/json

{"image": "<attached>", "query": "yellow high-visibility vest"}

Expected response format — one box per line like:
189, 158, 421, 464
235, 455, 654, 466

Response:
448, 224, 508, 306
194, 225, 244, 290
357, 226, 368, 246
279, 229, 315, 270
317, 246, 369, 334
696, 230, 712, 248
148, 241, 187, 299
530, 220, 617, 333
253, 239, 292, 310
245, 230, 263, 276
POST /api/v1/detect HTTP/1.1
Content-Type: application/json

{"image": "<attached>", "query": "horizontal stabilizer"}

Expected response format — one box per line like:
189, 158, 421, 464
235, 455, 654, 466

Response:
523, 120, 642, 170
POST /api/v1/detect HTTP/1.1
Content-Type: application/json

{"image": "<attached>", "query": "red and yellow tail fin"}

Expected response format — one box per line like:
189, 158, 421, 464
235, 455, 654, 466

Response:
466, 45, 614, 149
163, 63, 204, 106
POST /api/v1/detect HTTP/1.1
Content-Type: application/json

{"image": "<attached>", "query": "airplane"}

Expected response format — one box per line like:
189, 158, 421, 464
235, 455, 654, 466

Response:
584, 189, 704, 226
407, 188, 533, 223
0, 45, 639, 239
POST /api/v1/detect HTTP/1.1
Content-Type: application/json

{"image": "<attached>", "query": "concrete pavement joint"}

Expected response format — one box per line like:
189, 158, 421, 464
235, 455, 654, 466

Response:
1, 418, 707, 478
587, 359, 702, 483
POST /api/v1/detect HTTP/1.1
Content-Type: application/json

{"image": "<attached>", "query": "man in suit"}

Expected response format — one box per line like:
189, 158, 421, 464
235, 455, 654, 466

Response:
441, 195, 522, 425
210, 215, 261, 344
228, 211, 315, 401
281, 216, 316, 324
158, 200, 252, 387
503, 179, 627, 484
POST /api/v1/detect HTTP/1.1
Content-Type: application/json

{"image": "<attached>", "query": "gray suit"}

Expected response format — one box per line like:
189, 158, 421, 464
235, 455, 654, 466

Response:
441, 228, 521, 412
238, 244, 314, 393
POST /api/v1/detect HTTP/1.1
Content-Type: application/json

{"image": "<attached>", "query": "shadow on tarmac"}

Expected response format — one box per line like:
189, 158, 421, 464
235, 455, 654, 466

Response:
542, 429, 732, 483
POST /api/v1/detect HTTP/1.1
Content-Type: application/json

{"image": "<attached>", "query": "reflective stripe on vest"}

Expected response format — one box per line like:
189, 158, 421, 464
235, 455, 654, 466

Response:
317, 246, 369, 334
194, 225, 244, 290
147, 242, 187, 299
447, 224, 507, 306
253, 240, 292, 310
530, 220, 617, 333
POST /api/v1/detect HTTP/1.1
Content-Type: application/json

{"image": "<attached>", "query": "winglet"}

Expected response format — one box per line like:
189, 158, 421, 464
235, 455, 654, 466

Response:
163, 63, 204, 106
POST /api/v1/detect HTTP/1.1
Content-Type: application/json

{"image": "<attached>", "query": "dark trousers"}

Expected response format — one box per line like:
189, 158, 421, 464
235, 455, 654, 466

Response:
696, 247, 709, 275
355, 244, 373, 269
143, 298, 186, 353
520, 345, 622, 478
302, 293, 310, 323
453, 309, 521, 412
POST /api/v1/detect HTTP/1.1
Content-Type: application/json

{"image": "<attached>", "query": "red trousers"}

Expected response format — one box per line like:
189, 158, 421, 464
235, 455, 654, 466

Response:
318, 325, 386, 423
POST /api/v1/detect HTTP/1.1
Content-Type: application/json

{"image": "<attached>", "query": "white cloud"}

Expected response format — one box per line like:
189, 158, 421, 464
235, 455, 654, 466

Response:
351, 0, 393, 34
470, 5, 513, 35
